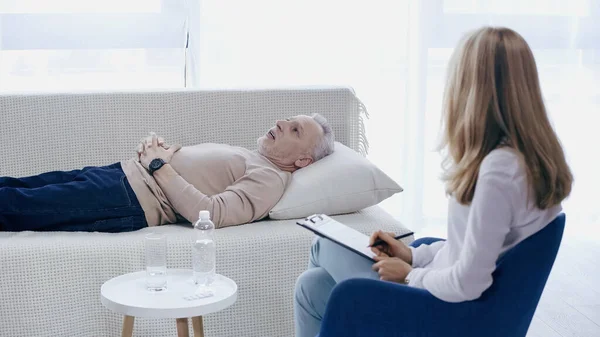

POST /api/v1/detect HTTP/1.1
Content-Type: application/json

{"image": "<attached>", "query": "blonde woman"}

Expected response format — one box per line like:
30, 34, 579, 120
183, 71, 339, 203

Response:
294, 26, 573, 337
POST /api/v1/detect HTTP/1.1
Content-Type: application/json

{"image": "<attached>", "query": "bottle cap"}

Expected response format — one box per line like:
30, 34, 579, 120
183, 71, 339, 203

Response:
199, 210, 210, 221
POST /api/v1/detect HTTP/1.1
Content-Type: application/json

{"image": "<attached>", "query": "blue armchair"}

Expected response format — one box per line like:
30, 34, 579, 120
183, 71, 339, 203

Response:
318, 214, 566, 337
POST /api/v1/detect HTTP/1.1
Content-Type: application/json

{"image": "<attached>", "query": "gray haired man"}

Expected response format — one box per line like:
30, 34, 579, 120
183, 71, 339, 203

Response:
1, 114, 335, 232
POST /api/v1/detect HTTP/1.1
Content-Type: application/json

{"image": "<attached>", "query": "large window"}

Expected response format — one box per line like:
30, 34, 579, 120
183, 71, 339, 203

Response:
193, 0, 600, 229
419, 0, 600, 228
0, 0, 189, 91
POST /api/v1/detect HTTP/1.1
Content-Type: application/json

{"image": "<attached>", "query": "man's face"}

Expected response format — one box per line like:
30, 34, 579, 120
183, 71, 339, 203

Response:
257, 115, 323, 169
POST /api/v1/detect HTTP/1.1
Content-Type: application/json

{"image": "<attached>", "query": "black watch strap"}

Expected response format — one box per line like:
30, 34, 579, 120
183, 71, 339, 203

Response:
148, 158, 166, 175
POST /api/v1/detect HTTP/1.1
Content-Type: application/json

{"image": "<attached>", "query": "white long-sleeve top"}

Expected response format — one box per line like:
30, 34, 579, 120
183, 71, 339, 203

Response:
406, 147, 562, 302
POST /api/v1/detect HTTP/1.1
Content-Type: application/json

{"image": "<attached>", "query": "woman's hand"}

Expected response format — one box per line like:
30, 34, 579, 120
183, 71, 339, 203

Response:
139, 133, 182, 170
372, 255, 412, 283
369, 230, 413, 265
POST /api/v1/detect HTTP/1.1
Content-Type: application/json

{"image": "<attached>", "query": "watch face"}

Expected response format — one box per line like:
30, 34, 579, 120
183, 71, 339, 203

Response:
150, 159, 163, 170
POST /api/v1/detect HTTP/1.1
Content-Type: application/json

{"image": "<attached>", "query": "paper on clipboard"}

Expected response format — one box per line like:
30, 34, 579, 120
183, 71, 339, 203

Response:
297, 214, 376, 261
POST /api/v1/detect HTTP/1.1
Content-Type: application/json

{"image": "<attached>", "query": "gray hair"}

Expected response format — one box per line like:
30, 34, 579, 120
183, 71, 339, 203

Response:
310, 113, 335, 161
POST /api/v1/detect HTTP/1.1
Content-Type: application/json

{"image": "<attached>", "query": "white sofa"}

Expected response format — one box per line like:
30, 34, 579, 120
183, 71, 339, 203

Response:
0, 87, 412, 337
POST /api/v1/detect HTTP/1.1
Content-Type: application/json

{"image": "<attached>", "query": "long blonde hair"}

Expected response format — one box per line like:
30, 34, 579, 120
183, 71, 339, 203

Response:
439, 26, 572, 209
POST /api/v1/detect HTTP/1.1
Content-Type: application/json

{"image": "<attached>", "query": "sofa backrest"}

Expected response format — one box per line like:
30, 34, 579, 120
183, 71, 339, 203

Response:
1, 87, 368, 177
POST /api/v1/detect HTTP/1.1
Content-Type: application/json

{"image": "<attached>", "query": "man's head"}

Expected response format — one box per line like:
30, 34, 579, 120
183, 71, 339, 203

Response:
257, 113, 334, 172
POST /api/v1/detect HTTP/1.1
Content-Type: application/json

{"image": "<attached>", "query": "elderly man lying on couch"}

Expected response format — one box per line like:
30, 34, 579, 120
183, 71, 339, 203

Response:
0, 114, 334, 232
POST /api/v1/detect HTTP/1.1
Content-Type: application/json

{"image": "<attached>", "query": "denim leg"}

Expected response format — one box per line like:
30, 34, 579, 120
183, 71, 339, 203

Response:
309, 237, 379, 283
0, 163, 125, 188
294, 267, 336, 337
53, 214, 147, 233
0, 168, 82, 188
0, 163, 146, 232
293, 237, 380, 336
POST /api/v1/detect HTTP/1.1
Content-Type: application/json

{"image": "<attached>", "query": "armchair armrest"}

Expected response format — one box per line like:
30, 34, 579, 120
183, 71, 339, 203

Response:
319, 278, 484, 337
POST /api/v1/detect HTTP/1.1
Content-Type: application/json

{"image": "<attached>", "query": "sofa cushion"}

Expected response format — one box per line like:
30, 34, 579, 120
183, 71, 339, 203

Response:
0, 206, 411, 337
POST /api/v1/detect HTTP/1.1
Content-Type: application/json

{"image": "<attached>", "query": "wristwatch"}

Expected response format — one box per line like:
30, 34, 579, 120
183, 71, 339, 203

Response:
148, 158, 166, 175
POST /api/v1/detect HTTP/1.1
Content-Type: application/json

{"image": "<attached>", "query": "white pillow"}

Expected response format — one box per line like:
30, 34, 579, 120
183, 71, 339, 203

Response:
269, 142, 403, 219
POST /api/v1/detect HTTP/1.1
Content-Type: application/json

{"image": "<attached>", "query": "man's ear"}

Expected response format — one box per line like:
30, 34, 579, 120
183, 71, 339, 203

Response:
294, 156, 314, 168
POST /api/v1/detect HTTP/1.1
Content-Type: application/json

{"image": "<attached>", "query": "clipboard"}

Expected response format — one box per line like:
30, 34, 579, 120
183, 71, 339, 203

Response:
296, 214, 377, 262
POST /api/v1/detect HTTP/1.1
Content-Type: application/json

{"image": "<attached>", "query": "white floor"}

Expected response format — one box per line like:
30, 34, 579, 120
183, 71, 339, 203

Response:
417, 222, 600, 337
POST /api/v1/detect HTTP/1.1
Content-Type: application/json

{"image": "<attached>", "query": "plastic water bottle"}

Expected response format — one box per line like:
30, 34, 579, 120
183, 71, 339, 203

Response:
192, 210, 216, 287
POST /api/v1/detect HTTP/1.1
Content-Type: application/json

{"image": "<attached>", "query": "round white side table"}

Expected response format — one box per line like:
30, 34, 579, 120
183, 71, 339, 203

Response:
101, 269, 237, 337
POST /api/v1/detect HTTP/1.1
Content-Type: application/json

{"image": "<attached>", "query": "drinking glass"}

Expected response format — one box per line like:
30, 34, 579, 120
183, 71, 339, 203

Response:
145, 233, 167, 291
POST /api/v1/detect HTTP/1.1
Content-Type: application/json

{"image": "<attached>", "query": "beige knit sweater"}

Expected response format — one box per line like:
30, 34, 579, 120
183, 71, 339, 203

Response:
121, 143, 290, 228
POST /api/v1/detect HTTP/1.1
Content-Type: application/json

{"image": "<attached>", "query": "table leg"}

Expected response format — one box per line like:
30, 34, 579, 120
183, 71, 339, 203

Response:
176, 318, 190, 337
122, 315, 134, 337
192, 316, 204, 337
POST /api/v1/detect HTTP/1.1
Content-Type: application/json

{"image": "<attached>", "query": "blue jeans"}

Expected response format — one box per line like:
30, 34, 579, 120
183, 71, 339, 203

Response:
0, 162, 147, 232
294, 237, 441, 337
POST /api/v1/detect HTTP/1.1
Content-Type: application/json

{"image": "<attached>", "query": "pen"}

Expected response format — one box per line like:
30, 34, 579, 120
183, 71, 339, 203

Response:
368, 232, 415, 247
